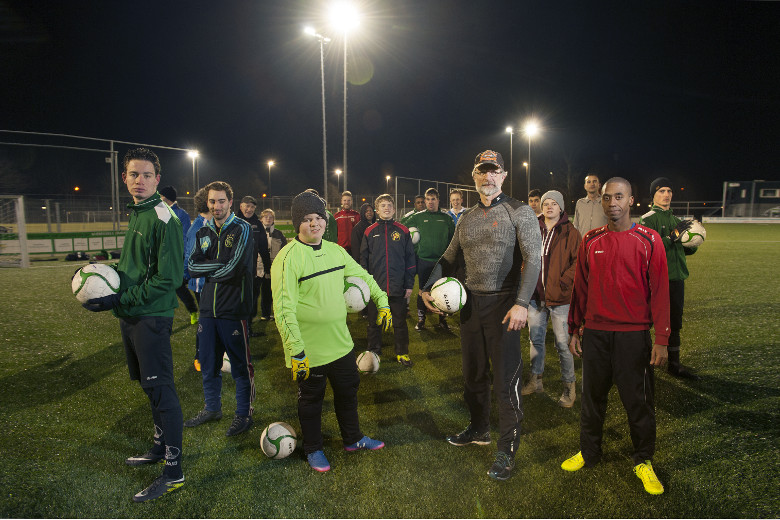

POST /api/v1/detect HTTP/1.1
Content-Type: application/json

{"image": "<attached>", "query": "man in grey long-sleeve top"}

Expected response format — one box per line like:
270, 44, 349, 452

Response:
420, 150, 541, 481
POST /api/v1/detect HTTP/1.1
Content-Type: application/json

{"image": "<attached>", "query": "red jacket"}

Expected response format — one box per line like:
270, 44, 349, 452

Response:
567, 224, 670, 345
334, 209, 360, 250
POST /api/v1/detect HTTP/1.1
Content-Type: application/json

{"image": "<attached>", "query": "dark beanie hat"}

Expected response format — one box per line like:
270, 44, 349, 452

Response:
650, 177, 672, 195
159, 185, 177, 202
291, 191, 328, 232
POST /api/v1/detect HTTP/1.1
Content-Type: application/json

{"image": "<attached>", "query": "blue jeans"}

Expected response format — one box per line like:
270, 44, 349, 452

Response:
527, 301, 575, 383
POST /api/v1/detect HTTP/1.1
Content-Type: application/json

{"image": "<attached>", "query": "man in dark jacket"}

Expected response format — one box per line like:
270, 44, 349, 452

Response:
350, 203, 375, 263
236, 195, 271, 337
186, 181, 256, 437
522, 190, 581, 407
360, 194, 416, 366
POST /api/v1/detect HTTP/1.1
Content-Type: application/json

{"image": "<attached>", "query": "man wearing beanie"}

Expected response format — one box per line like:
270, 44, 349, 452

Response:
272, 191, 392, 473
419, 150, 542, 481
640, 177, 699, 380
522, 190, 581, 408
159, 185, 199, 325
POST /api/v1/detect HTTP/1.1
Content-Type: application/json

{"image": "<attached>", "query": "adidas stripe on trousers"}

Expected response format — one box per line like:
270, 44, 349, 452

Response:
459, 292, 524, 457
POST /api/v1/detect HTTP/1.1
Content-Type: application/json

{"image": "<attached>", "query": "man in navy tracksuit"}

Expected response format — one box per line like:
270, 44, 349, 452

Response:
360, 194, 417, 366
185, 181, 257, 437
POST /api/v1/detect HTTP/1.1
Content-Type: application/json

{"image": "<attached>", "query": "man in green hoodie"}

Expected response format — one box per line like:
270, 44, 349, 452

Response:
82, 148, 185, 502
639, 177, 699, 380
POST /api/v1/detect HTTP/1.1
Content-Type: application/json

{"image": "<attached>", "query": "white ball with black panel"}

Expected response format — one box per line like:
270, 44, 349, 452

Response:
430, 277, 467, 314
681, 220, 706, 248
72, 263, 121, 304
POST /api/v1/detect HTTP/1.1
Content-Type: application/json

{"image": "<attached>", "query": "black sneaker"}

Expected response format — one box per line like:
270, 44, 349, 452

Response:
125, 450, 164, 466
668, 364, 700, 380
226, 414, 253, 437
446, 425, 491, 446
132, 475, 184, 503
487, 451, 515, 481
438, 318, 450, 332
184, 408, 222, 427
414, 320, 426, 331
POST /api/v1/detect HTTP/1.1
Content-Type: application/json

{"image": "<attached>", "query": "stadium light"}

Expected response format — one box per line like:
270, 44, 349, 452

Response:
523, 120, 540, 197
505, 126, 514, 198
335, 169, 342, 193
329, 2, 360, 192
188, 150, 200, 192
267, 160, 275, 197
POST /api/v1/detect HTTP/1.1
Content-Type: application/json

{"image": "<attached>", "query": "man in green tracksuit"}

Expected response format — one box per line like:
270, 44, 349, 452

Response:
82, 148, 185, 502
272, 191, 392, 473
406, 188, 455, 331
640, 177, 699, 380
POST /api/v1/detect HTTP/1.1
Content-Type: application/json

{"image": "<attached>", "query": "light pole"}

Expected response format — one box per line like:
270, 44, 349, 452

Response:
304, 26, 331, 202
523, 162, 528, 199
335, 169, 342, 194
267, 160, 275, 196
523, 120, 539, 197
385, 175, 391, 193
330, 2, 360, 191
188, 150, 199, 193
505, 126, 513, 198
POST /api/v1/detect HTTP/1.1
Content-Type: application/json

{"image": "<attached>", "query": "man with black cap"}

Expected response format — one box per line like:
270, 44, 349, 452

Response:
236, 195, 271, 337
160, 185, 199, 324
419, 150, 542, 481
272, 190, 391, 473
639, 177, 699, 380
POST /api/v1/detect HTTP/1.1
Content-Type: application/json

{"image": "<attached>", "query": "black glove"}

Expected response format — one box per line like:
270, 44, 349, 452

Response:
669, 219, 693, 242
82, 293, 121, 312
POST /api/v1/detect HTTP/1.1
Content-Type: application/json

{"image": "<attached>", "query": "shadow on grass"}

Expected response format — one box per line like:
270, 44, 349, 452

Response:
0, 342, 125, 414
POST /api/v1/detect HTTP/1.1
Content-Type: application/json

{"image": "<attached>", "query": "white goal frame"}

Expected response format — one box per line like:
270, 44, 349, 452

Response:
0, 195, 30, 268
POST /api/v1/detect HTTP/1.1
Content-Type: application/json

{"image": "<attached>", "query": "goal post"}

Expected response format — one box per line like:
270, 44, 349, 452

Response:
0, 195, 30, 268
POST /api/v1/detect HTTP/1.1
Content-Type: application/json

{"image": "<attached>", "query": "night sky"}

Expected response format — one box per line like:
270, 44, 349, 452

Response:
1, 0, 778, 207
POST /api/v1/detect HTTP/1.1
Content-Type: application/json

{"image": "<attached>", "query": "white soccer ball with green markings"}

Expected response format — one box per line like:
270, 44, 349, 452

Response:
71, 263, 120, 303
408, 226, 420, 245
344, 276, 370, 313
430, 277, 467, 314
260, 422, 297, 459
681, 220, 706, 248
356, 350, 380, 374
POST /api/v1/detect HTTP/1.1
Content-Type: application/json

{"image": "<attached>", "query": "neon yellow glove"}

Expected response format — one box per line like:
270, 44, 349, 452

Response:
291, 352, 310, 381
376, 306, 393, 332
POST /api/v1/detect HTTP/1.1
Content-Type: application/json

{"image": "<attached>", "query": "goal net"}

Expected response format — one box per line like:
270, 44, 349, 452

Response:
0, 196, 30, 268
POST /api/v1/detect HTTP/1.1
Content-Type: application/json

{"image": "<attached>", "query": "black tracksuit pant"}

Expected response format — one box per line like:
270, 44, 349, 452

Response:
366, 296, 409, 356
297, 352, 363, 454
668, 280, 685, 352
459, 292, 524, 457
580, 329, 656, 466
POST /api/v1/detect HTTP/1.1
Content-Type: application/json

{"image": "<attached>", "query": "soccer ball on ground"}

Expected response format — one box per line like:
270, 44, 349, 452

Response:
356, 351, 380, 374
408, 226, 420, 245
71, 263, 120, 304
681, 221, 706, 248
344, 276, 370, 313
430, 277, 467, 314
260, 422, 297, 459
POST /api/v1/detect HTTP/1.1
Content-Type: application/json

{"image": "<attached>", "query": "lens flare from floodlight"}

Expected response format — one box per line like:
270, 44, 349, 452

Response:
304, 26, 316, 36
524, 121, 539, 138
268, 160, 275, 167
506, 126, 513, 133
386, 175, 391, 181
329, 2, 360, 33
188, 150, 199, 159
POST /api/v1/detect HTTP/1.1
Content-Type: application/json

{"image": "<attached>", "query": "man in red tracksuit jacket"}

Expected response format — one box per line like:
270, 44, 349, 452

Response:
561, 177, 670, 496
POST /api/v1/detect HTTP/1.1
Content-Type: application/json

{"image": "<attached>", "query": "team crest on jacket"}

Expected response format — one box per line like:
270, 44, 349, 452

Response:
391, 230, 401, 241
225, 233, 235, 248
200, 236, 211, 252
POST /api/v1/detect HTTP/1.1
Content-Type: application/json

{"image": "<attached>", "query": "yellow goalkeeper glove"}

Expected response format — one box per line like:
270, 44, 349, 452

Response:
291, 352, 310, 381
376, 306, 393, 332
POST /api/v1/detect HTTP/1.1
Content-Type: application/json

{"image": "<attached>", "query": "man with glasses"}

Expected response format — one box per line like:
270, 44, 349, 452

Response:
419, 150, 541, 481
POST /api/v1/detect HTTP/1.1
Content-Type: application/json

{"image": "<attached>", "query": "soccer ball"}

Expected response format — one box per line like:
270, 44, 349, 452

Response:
221, 353, 231, 374
681, 221, 706, 248
408, 226, 420, 245
430, 277, 467, 314
356, 350, 380, 374
344, 276, 370, 313
71, 263, 120, 304
260, 422, 297, 459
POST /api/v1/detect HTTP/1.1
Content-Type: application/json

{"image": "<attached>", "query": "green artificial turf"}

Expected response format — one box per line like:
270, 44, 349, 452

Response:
0, 224, 778, 518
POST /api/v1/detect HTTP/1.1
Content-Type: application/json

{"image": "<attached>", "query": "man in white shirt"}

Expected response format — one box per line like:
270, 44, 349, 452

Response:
572, 174, 608, 237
